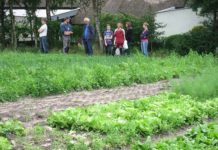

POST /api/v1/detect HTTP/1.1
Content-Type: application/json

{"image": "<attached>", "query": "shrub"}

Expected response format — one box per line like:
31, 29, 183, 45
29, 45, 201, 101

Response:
164, 25, 218, 55
164, 34, 191, 55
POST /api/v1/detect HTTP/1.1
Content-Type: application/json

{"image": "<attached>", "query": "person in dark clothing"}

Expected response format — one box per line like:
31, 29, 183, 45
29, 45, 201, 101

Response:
60, 17, 73, 53
83, 17, 95, 56
125, 22, 133, 55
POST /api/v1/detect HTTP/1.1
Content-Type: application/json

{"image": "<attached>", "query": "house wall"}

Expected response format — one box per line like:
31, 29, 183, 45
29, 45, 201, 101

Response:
156, 8, 207, 37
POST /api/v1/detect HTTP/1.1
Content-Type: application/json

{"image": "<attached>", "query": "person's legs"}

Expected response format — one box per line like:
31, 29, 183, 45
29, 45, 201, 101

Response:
144, 41, 148, 56
105, 46, 109, 55
141, 42, 144, 55
42, 36, 48, 53
83, 39, 88, 54
39, 37, 44, 53
87, 40, 93, 55
109, 45, 113, 55
63, 36, 68, 53
142, 41, 148, 56
67, 37, 70, 53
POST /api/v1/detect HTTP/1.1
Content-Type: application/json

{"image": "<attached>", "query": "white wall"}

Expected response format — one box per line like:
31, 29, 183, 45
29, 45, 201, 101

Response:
156, 8, 207, 37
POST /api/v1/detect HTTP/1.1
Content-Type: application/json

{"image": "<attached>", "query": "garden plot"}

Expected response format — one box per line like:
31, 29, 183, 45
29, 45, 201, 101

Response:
48, 93, 218, 149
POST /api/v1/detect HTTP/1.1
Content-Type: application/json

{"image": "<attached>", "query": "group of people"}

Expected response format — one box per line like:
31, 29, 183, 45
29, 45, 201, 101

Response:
103, 22, 149, 56
38, 17, 149, 56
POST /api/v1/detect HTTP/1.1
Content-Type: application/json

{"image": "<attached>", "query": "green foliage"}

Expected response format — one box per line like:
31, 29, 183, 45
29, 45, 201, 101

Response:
48, 93, 218, 148
164, 34, 191, 55
100, 13, 163, 47
0, 120, 25, 137
47, 21, 62, 48
133, 122, 218, 150
189, 0, 218, 15
164, 25, 218, 55
0, 52, 216, 102
172, 67, 218, 100
0, 136, 12, 150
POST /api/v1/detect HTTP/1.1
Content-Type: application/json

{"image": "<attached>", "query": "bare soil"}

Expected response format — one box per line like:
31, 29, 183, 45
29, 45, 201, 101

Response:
0, 80, 169, 128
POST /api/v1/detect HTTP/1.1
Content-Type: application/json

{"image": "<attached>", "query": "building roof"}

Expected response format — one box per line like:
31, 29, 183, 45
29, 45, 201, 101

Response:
7, 8, 80, 20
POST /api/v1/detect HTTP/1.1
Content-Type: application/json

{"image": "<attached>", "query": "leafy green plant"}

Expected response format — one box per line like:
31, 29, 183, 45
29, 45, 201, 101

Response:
0, 120, 25, 137
0, 136, 12, 150
132, 122, 218, 150
0, 52, 216, 102
48, 93, 218, 148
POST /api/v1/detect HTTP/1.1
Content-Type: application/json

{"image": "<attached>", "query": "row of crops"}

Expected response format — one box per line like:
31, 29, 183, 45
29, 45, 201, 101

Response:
0, 120, 25, 149
0, 52, 217, 102
48, 93, 218, 149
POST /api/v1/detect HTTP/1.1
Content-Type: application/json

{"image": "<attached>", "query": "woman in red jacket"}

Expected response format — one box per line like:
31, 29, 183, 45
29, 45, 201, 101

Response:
114, 22, 125, 55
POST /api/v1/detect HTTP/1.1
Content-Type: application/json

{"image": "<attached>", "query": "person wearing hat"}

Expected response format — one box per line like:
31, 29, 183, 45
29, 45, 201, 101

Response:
83, 17, 95, 55
60, 17, 73, 53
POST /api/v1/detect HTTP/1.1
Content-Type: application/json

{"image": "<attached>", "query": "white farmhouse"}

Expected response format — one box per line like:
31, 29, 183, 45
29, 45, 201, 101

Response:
156, 7, 207, 36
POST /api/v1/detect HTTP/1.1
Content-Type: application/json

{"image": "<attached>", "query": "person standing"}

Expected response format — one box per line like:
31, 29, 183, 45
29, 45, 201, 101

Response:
140, 22, 149, 56
60, 17, 73, 53
38, 18, 48, 53
83, 17, 95, 56
114, 22, 125, 55
125, 22, 133, 55
104, 24, 113, 55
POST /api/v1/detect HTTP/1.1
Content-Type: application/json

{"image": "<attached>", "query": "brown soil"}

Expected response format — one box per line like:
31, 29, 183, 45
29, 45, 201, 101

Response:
0, 80, 169, 128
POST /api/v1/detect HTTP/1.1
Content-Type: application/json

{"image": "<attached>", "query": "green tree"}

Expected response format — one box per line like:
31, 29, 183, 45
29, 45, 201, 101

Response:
189, 0, 218, 31
22, 0, 41, 48
8, 0, 18, 49
0, 0, 5, 48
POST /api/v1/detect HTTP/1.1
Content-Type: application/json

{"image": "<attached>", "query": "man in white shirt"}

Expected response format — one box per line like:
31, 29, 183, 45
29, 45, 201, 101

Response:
38, 18, 48, 53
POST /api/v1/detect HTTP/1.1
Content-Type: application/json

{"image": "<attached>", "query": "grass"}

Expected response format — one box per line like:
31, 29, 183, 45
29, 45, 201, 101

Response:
0, 51, 217, 102
48, 93, 218, 149
172, 67, 218, 100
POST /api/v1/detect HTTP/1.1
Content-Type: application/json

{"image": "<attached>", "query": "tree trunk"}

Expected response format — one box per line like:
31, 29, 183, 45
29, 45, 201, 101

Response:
46, 0, 51, 21
92, 0, 104, 51
9, 0, 17, 49
33, 12, 38, 48
213, 10, 217, 32
0, 0, 5, 48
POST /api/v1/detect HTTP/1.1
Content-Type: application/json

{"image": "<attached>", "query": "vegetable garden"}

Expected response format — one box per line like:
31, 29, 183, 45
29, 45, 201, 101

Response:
0, 52, 217, 149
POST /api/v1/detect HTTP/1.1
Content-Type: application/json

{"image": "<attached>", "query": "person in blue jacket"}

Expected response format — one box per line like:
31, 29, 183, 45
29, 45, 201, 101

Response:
83, 17, 95, 55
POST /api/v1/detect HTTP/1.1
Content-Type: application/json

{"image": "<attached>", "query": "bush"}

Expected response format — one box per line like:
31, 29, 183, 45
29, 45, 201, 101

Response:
164, 25, 218, 55
164, 34, 191, 55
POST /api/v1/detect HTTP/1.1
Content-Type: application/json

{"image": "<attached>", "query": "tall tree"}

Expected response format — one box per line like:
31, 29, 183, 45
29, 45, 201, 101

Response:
22, 0, 41, 47
189, 0, 218, 31
8, 0, 17, 49
0, 0, 5, 48
92, 0, 104, 50
46, 0, 51, 21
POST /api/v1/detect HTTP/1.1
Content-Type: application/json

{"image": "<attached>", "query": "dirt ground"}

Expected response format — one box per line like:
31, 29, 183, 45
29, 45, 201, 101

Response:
0, 80, 169, 128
